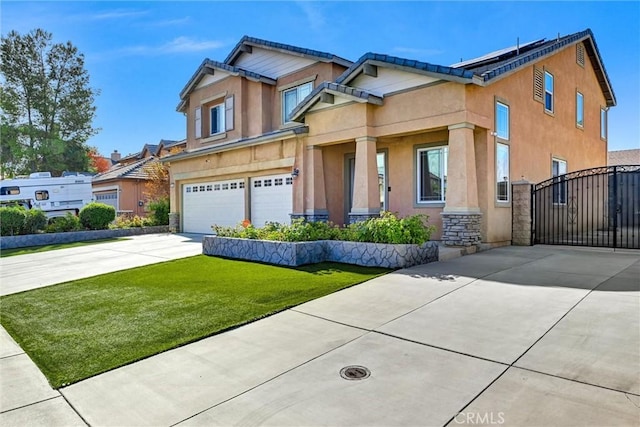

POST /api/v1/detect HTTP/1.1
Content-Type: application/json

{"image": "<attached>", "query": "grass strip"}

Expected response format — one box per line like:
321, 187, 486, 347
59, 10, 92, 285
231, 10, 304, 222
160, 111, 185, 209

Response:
0, 255, 388, 388
0, 238, 128, 258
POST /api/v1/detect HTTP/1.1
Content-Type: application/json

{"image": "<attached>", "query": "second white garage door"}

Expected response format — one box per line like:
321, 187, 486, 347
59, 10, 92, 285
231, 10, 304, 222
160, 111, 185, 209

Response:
182, 179, 245, 234
250, 174, 293, 226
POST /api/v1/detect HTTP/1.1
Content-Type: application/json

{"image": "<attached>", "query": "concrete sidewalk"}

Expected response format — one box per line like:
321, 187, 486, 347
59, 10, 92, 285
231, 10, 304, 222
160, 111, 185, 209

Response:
1, 245, 638, 426
0, 233, 203, 296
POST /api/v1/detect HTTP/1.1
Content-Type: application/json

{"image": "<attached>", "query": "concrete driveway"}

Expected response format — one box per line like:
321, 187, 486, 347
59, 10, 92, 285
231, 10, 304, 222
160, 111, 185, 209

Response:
0, 233, 203, 296
1, 245, 639, 426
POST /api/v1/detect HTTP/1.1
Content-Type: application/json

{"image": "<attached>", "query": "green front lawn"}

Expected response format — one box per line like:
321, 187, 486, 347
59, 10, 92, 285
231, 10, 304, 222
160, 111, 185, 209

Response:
0, 238, 127, 257
0, 256, 388, 388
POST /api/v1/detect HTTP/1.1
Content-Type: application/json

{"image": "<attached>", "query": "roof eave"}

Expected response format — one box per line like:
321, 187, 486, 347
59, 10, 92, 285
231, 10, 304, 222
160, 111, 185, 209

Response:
161, 127, 309, 163
290, 89, 383, 122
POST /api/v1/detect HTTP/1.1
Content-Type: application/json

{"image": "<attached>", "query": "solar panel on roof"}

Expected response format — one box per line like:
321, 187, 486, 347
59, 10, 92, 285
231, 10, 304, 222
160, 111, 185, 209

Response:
451, 39, 544, 68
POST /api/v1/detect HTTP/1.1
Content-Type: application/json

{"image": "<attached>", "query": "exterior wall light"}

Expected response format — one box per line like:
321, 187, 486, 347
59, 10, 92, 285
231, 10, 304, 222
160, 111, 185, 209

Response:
291, 168, 300, 178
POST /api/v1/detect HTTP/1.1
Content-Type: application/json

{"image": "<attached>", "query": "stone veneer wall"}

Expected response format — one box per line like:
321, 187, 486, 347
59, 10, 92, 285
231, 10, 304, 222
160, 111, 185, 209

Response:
0, 226, 170, 250
440, 212, 482, 247
169, 213, 180, 233
203, 237, 325, 267
203, 236, 439, 269
511, 180, 533, 246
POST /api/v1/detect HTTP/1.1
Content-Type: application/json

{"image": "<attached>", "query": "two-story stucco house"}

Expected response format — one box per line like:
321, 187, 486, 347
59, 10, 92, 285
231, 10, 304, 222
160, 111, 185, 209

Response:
165, 29, 615, 246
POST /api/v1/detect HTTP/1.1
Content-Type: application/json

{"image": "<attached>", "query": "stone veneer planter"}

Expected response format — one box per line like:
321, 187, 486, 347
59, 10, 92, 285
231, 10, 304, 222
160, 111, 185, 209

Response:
0, 226, 170, 250
203, 236, 438, 269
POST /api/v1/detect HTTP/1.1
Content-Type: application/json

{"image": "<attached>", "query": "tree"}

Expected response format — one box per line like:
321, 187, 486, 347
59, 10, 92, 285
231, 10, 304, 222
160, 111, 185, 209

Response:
88, 148, 111, 173
0, 29, 99, 177
143, 161, 169, 202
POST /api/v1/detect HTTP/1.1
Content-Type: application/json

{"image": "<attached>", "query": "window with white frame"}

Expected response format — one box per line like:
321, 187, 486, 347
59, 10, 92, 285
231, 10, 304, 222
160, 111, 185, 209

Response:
416, 146, 448, 203
194, 107, 202, 139
552, 158, 567, 204
576, 91, 584, 128
496, 143, 510, 202
210, 103, 225, 135
544, 71, 554, 113
600, 107, 607, 140
282, 82, 312, 123
496, 101, 509, 140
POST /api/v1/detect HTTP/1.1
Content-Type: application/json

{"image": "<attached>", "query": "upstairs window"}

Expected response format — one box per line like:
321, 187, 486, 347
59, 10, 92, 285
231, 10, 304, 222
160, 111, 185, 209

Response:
282, 82, 312, 124
576, 91, 584, 128
600, 108, 608, 140
210, 103, 225, 135
495, 101, 509, 140
544, 71, 554, 113
194, 107, 202, 139
416, 146, 448, 203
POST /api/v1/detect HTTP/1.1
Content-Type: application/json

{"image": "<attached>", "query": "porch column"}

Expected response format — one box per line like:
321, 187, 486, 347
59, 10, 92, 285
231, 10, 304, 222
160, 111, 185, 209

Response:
299, 145, 328, 222
349, 136, 380, 223
441, 122, 482, 246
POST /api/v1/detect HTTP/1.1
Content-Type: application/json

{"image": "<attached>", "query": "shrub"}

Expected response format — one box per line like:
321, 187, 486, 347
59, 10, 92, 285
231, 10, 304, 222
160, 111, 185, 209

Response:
46, 213, 82, 233
0, 206, 27, 236
342, 212, 434, 244
148, 198, 170, 226
23, 209, 48, 234
212, 212, 435, 245
112, 215, 154, 229
79, 203, 116, 230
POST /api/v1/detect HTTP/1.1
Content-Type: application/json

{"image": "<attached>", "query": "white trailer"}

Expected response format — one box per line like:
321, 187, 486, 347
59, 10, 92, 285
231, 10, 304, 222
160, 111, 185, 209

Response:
0, 172, 93, 219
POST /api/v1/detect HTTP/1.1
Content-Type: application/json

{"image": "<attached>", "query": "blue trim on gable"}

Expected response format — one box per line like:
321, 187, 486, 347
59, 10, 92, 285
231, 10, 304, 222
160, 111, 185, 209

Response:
336, 52, 476, 85
225, 35, 352, 66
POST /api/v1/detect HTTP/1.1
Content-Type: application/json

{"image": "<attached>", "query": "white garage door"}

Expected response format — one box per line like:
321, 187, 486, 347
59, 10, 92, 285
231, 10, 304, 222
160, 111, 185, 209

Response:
250, 174, 293, 226
94, 191, 118, 209
182, 179, 245, 234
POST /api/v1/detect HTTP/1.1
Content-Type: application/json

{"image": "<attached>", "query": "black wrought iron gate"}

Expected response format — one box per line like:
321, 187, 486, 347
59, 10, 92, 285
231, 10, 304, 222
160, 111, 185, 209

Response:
532, 165, 640, 249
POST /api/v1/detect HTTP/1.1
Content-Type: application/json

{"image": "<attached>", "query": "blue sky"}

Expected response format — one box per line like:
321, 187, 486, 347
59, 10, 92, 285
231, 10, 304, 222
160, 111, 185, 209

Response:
2, 1, 639, 158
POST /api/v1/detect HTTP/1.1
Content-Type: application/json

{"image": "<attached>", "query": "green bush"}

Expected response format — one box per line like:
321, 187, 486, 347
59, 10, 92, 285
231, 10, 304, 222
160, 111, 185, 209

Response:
342, 212, 434, 244
23, 209, 48, 234
212, 212, 435, 245
0, 206, 27, 236
148, 198, 170, 226
46, 213, 82, 233
112, 215, 154, 229
79, 203, 116, 230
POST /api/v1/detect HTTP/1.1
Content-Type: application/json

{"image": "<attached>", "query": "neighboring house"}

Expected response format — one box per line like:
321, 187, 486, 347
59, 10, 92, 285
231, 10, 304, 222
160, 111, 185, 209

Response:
93, 140, 185, 217
164, 29, 615, 246
608, 149, 640, 166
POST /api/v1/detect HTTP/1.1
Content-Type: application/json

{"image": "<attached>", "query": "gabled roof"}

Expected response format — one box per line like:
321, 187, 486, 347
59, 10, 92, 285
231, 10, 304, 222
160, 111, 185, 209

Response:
92, 157, 156, 183
290, 82, 384, 121
335, 52, 480, 87
457, 29, 615, 106
224, 35, 352, 68
140, 144, 159, 158
177, 59, 277, 111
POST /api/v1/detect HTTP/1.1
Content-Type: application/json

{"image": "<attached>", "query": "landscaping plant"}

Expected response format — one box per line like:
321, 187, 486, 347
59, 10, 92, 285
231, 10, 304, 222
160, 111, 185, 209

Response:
79, 202, 116, 230
0, 206, 47, 236
213, 212, 435, 245
45, 213, 82, 233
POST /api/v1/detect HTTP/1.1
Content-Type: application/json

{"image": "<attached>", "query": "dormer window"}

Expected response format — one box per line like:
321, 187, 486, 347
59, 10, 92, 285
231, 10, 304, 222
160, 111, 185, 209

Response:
282, 82, 312, 123
210, 103, 225, 135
